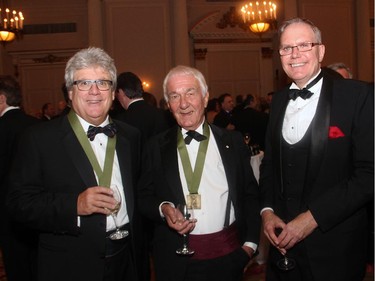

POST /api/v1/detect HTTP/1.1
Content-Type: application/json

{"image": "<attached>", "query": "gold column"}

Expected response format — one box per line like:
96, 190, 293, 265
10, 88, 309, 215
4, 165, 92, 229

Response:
356, 0, 373, 81
87, 0, 104, 48
172, 0, 190, 65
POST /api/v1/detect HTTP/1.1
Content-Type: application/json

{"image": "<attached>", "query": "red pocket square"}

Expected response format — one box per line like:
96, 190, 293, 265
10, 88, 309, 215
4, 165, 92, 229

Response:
329, 126, 345, 139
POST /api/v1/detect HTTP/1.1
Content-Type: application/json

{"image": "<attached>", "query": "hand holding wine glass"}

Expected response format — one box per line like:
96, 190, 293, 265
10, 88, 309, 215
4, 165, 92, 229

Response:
175, 204, 195, 255
106, 184, 128, 240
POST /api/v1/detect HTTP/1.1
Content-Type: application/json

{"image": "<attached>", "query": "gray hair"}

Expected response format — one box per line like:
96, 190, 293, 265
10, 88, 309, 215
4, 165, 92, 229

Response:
327, 62, 353, 79
278, 18, 323, 44
163, 65, 208, 102
64, 47, 117, 91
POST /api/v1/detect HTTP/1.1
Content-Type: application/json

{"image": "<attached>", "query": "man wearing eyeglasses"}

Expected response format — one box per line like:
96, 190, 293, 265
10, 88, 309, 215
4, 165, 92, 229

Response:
7, 47, 145, 281
260, 18, 373, 281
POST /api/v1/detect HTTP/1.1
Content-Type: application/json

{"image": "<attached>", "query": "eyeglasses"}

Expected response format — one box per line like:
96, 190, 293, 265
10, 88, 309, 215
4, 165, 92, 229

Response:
73, 80, 113, 91
279, 42, 321, 56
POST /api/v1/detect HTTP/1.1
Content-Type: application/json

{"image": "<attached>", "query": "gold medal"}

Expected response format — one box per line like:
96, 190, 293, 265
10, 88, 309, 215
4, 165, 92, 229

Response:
186, 194, 201, 209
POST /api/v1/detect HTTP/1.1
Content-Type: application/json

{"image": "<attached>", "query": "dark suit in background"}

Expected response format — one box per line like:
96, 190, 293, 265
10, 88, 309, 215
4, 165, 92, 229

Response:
0, 107, 39, 281
117, 100, 169, 144
0, 75, 40, 281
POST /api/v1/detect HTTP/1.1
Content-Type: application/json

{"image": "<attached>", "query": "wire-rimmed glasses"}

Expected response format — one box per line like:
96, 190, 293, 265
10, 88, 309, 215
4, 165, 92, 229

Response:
279, 42, 321, 56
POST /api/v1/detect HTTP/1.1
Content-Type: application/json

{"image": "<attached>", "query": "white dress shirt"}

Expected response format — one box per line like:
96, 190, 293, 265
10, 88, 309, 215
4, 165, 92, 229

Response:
77, 115, 129, 231
178, 121, 257, 251
282, 71, 323, 143
261, 71, 323, 215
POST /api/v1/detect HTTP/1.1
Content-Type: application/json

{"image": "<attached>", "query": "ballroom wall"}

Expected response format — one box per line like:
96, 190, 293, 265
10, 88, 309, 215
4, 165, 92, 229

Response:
0, 0, 373, 116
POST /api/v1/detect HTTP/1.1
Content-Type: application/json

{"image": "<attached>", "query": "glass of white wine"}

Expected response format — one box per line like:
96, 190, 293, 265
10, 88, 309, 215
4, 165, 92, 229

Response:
107, 184, 128, 240
175, 204, 195, 255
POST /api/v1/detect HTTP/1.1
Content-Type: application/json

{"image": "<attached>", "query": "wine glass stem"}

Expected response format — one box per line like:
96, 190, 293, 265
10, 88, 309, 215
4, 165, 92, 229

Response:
110, 214, 120, 231
182, 233, 189, 248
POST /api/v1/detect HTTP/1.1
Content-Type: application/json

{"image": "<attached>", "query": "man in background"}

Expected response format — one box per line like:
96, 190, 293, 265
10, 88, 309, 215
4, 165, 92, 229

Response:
0, 75, 40, 281
116, 71, 170, 145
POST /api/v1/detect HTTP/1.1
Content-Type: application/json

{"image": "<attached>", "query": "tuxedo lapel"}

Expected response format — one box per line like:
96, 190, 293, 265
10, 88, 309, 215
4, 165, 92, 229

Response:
160, 127, 185, 204
272, 89, 290, 194
60, 116, 97, 189
303, 74, 332, 199
115, 126, 135, 221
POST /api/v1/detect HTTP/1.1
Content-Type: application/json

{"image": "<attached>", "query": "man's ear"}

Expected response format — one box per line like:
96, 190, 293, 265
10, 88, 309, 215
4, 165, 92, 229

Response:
0, 94, 6, 104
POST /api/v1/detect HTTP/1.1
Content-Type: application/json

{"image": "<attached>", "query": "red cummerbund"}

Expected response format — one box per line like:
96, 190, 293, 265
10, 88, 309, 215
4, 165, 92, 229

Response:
189, 223, 240, 260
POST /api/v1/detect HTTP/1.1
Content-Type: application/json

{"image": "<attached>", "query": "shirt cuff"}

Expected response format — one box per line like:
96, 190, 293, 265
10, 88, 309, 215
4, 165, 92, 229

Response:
159, 201, 175, 218
243, 242, 257, 253
260, 207, 274, 215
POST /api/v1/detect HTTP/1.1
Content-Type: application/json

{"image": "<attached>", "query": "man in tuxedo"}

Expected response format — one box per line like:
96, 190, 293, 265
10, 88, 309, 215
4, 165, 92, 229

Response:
138, 65, 261, 281
115, 71, 170, 145
213, 92, 235, 130
260, 18, 374, 281
7, 47, 145, 281
0, 75, 40, 281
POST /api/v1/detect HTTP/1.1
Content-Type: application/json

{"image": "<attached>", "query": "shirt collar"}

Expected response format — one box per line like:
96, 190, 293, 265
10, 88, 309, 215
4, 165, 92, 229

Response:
1, 106, 20, 117
290, 70, 322, 90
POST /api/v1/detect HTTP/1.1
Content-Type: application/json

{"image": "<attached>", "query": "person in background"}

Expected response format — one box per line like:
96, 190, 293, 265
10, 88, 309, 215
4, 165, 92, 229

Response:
327, 62, 353, 79
213, 92, 235, 130
138, 65, 260, 281
6, 47, 145, 281
116, 72, 170, 145
260, 18, 373, 281
232, 94, 269, 151
0, 75, 40, 281
56, 83, 71, 116
40, 102, 55, 121
205, 97, 220, 124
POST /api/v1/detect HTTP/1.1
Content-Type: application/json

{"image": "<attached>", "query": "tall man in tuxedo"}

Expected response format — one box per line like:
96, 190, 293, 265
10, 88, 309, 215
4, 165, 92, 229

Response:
7, 47, 144, 281
138, 65, 261, 281
260, 18, 374, 281
0, 75, 40, 281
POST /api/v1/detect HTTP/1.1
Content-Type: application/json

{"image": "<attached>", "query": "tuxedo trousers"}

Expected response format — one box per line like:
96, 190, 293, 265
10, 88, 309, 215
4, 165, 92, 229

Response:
184, 247, 250, 281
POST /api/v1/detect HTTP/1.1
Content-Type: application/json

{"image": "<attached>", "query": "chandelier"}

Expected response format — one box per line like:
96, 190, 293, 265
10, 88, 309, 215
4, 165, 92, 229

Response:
240, 1, 277, 36
0, 1, 24, 44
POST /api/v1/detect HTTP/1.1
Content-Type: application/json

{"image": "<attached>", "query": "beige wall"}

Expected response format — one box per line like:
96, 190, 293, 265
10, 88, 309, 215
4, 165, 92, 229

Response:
0, 0, 373, 115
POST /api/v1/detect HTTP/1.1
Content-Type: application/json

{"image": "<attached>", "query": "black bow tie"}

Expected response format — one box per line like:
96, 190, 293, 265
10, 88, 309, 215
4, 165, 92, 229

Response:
288, 88, 313, 100
184, 130, 207, 145
87, 123, 117, 141
288, 71, 323, 101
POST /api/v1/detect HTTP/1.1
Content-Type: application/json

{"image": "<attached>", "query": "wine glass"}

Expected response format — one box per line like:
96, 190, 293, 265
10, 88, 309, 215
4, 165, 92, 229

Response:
175, 204, 195, 255
276, 253, 296, 271
274, 227, 296, 271
107, 184, 129, 240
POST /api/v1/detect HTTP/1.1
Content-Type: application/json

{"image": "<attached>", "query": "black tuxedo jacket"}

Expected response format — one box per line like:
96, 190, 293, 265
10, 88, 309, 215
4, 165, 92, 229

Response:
6, 114, 143, 281
232, 107, 269, 150
260, 73, 374, 281
0, 109, 39, 232
117, 100, 170, 144
138, 124, 260, 281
